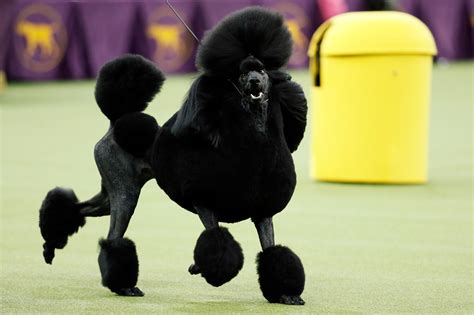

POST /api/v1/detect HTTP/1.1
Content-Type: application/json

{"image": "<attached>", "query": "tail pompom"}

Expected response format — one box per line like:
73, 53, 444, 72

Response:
95, 54, 165, 122
193, 227, 244, 287
39, 187, 85, 264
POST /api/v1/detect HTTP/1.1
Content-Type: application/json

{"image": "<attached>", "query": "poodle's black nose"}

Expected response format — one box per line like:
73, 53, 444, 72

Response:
249, 77, 259, 85
248, 72, 261, 85
249, 77, 261, 90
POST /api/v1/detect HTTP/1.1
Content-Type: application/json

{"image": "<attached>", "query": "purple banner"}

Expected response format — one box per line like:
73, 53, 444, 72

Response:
76, 2, 139, 77
399, 0, 473, 60
258, 0, 321, 69
345, 0, 369, 11
2, 0, 472, 81
6, 0, 79, 80
199, 0, 255, 32
0, 1, 16, 73
140, 0, 198, 74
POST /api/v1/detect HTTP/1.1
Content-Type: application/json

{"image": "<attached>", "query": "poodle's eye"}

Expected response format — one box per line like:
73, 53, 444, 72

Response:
260, 70, 265, 74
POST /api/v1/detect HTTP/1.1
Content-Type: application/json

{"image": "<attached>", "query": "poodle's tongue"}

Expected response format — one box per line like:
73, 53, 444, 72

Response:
250, 92, 263, 100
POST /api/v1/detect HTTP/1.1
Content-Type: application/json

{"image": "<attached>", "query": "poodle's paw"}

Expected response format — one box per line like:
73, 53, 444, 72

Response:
188, 263, 201, 275
279, 295, 305, 305
115, 287, 144, 297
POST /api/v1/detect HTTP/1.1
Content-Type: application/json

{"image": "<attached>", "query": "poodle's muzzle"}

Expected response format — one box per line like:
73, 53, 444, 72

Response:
240, 70, 269, 106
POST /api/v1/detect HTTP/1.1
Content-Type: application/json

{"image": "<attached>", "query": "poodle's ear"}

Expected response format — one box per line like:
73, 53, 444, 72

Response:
171, 75, 222, 148
270, 72, 308, 152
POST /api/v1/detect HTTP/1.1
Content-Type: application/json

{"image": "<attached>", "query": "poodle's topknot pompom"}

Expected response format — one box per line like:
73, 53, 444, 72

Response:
196, 6, 293, 78
95, 54, 165, 122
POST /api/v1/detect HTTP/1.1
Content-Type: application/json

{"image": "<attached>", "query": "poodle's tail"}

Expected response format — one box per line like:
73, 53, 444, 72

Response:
94, 54, 165, 123
95, 54, 164, 157
39, 187, 109, 264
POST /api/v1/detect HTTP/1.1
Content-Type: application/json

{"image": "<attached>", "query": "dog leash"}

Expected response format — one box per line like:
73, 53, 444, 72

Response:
166, 0, 200, 43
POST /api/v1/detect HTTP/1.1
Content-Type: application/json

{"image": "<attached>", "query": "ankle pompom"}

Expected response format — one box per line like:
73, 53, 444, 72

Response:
193, 227, 244, 286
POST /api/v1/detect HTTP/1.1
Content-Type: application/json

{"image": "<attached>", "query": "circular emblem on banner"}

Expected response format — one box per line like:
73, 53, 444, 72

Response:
271, 2, 310, 67
147, 6, 195, 72
14, 4, 67, 73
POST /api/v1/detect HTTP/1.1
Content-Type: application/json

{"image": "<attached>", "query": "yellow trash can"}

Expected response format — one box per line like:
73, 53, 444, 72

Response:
308, 11, 437, 184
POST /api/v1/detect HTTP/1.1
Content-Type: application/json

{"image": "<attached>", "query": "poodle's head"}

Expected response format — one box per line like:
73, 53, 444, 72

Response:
238, 56, 270, 108
238, 55, 270, 132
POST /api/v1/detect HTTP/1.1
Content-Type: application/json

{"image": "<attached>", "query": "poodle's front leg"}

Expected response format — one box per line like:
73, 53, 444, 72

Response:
255, 217, 274, 249
254, 217, 306, 305
196, 206, 218, 230
188, 207, 218, 274
189, 206, 244, 286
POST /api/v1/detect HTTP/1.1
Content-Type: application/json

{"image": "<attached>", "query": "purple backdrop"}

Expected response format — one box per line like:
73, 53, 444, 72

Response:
7, 0, 77, 80
2, 0, 472, 81
258, 0, 322, 69
399, 0, 474, 60
76, 2, 138, 77
140, 0, 199, 74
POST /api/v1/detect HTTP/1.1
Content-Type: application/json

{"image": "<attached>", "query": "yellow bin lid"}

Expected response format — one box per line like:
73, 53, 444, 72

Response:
308, 11, 437, 57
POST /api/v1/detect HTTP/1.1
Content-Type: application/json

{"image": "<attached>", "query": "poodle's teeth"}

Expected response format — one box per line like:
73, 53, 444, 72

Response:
251, 92, 263, 100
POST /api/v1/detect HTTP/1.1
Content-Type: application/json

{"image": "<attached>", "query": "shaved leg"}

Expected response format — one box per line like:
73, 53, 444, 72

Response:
78, 186, 110, 217
106, 189, 139, 240
94, 131, 153, 297
195, 206, 218, 230
254, 217, 275, 250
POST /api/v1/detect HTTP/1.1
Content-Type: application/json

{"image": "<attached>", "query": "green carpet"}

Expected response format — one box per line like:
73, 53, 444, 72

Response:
1, 63, 472, 313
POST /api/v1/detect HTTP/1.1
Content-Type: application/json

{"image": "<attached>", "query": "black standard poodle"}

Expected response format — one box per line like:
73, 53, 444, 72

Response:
38, 6, 308, 305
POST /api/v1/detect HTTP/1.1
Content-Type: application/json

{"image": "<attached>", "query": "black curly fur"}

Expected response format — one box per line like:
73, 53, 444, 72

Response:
113, 112, 159, 158
39, 187, 85, 264
256, 245, 305, 303
94, 54, 165, 122
196, 6, 293, 79
270, 76, 307, 152
193, 227, 244, 286
170, 75, 223, 143
98, 238, 139, 293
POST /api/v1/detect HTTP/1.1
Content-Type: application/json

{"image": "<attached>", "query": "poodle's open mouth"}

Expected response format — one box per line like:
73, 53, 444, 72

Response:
244, 86, 266, 104
250, 92, 264, 100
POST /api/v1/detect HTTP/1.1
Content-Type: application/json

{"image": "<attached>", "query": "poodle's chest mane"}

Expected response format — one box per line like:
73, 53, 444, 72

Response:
240, 100, 269, 134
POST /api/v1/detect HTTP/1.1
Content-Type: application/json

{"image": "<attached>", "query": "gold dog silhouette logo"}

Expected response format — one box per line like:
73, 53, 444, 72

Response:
272, 2, 310, 66
147, 6, 194, 72
14, 4, 67, 73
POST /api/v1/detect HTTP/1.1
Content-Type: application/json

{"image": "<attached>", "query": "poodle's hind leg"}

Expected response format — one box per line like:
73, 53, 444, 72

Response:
254, 217, 306, 305
95, 131, 152, 297
78, 186, 110, 217
189, 207, 244, 287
